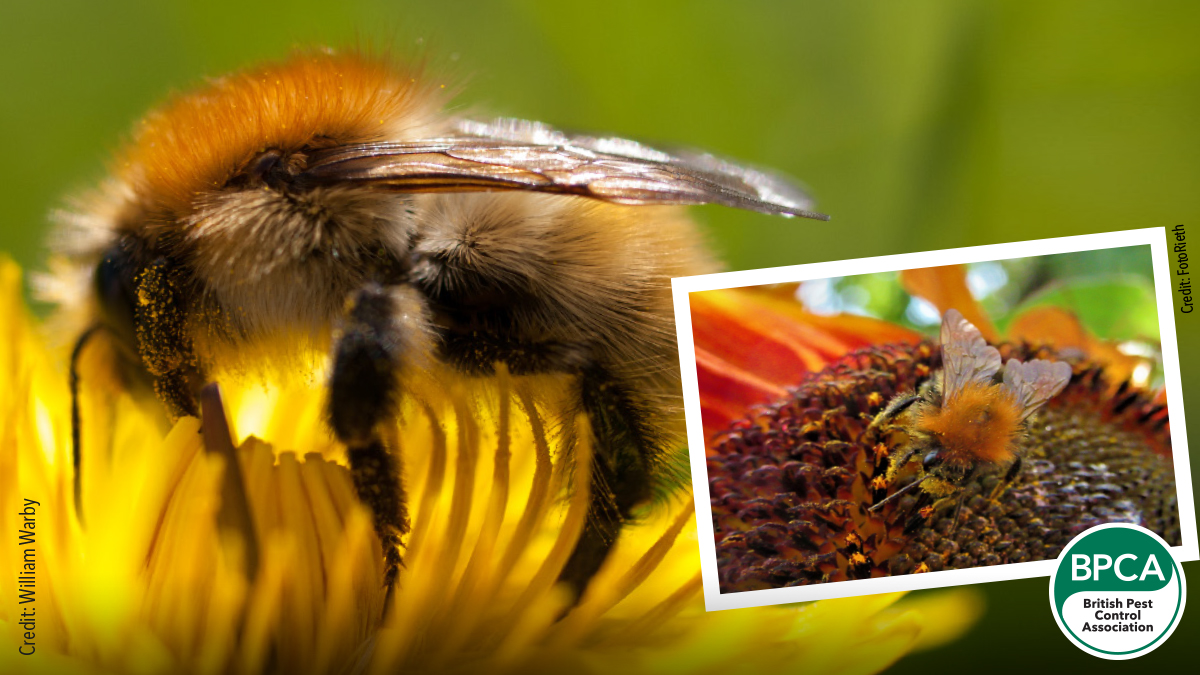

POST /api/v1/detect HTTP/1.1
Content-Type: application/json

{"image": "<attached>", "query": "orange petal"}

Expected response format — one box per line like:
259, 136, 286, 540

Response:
695, 346, 788, 445
689, 287, 922, 446
1007, 306, 1090, 348
900, 266, 999, 342
1008, 306, 1147, 387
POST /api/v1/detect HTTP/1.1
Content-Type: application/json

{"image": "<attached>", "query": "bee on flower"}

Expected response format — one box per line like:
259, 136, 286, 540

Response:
867, 308, 1073, 528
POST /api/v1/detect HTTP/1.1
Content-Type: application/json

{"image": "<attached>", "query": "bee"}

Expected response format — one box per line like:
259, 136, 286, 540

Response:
41, 50, 827, 600
867, 308, 1072, 524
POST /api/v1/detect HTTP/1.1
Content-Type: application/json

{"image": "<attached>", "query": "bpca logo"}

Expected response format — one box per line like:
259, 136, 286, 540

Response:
1049, 523, 1186, 659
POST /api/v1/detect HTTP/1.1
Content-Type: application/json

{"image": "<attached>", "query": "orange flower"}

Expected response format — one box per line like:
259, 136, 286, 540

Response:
691, 284, 921, 446
692, 267, 1177, 593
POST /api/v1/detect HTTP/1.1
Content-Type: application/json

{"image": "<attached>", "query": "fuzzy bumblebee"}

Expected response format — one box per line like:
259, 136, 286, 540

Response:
867, 309, 1072, 520
41, 49, 828, 600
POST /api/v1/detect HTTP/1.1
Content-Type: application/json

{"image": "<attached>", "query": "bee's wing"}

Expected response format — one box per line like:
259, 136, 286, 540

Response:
1002, 358, 1073, 422
300, 117, 829, 219
939, 308, 1002, 402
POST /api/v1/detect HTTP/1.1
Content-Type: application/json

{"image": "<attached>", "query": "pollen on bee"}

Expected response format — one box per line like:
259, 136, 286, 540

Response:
918, 381, 1022, 464
866, 391, 884, 408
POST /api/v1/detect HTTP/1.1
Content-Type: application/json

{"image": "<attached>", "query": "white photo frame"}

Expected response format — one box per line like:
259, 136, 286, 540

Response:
672, 227, 1197, 612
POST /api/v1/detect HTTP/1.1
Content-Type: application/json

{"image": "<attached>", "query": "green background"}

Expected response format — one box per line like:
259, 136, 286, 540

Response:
806, 248, 1159, 340
1, 1, 1196, 672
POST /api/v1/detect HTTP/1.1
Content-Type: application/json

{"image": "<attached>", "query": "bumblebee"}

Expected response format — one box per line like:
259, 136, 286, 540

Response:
868, 309, 1072, 523
41, 50, 827, 599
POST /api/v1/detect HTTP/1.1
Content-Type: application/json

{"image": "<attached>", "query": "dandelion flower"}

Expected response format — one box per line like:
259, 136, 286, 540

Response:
0, 258, 981, 674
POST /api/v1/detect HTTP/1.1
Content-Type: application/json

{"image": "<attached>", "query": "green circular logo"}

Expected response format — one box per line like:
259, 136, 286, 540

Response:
1049, 523, 1186, 659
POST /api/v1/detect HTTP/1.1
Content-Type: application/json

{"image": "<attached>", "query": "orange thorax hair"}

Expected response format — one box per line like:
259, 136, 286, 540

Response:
116, 50, 448, 216
917, 381, 1022, 464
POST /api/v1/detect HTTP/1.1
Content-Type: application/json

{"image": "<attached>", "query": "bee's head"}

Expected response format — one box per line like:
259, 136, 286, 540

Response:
921, 448, 974, 487
93, 51, 451, 338
117, 50, 446, 215
125, 51, 448, 256
922, 449, 943, 473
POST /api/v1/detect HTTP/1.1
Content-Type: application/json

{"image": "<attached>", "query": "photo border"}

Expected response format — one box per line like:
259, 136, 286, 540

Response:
672, 227, 1198, 612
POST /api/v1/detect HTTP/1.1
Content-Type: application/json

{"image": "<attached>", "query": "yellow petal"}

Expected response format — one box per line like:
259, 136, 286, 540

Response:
0, 256, 982, 674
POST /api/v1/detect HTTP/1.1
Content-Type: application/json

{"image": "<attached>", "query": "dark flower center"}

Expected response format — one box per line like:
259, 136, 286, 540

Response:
709, 341, 1177, 593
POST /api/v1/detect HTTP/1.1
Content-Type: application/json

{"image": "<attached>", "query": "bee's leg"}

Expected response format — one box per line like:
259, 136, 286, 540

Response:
949, 493, 967, 533
866, 393, 922, 482
437, 331, 666, 603
88, 279, 254, 578
557, 362, 664, 603
328, 284, 414, 597
345, 442, 407, 599
988, 456, 1023, 503
69, 324, 108, 525
910, 492, 968, 535
151, 366, 203, 418
131, 258, 202, 418
866, 393, 921, 441
71, 241, 203, 529
89, 240, 203, 420
903, 491, 936, 534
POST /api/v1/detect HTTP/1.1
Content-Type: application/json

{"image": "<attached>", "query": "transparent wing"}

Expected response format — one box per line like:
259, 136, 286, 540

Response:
300, 117, 829, 219
1002, 358, 1073, 422
939, 308, 1003, 402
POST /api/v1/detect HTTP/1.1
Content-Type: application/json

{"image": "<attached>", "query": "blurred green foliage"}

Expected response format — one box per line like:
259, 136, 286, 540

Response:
998, 248, 1160, 343
815, 246, 1159, 341
2, 1, 1197, 673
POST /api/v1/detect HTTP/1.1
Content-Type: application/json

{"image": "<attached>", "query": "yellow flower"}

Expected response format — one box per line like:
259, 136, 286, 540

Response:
0, 258, 981, 674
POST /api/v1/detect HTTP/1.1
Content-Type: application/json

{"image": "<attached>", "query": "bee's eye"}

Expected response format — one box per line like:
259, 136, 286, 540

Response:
229, 148, 294, 190
249, 149, 291, 188
922, 451, 943, 471
249, 149, 283, 177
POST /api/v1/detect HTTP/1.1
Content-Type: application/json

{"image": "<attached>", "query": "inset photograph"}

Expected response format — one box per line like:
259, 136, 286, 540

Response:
673, 228, 1197, 610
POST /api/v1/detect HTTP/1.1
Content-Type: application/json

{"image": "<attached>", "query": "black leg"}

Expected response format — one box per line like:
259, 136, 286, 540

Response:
557, 363, 661, 602
347, 441, 407, 593
74, 245, 201, 525
69, 324, 105, 526
436, 330, 673, 603
328, 284, 412, 596
1003, 455, 1023, 484
133, 258, 201, 418
949, 492, 966, 533
152, 367, 201, 419
989, 455, 1023, 502
903, 490, 936, 535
